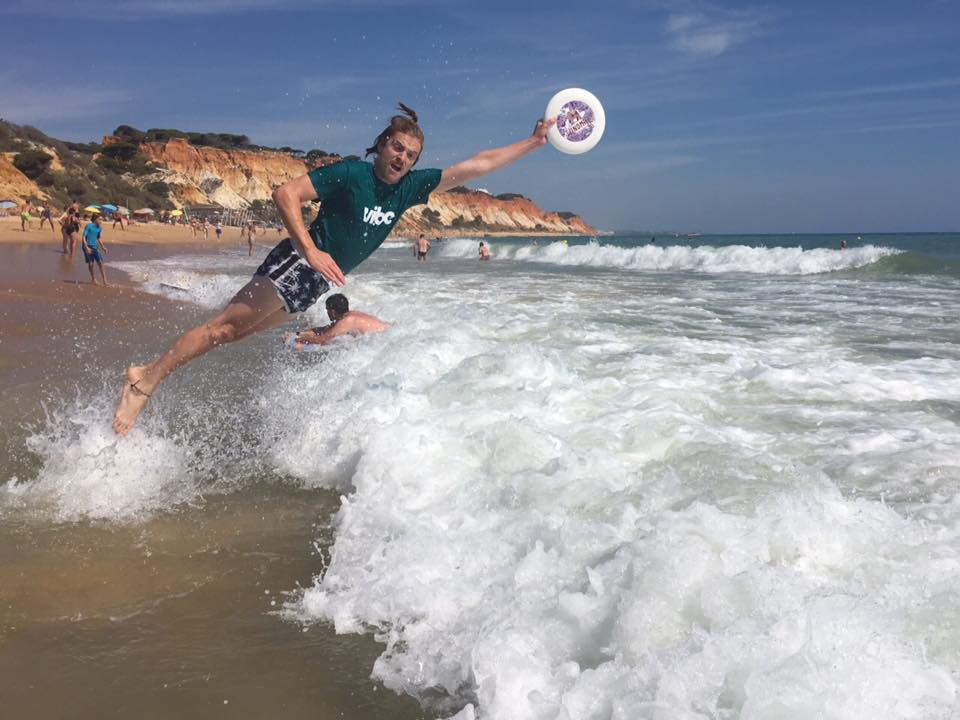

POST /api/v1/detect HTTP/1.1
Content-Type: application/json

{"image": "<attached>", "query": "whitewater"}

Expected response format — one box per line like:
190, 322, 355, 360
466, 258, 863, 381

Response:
5, 233, 960, 719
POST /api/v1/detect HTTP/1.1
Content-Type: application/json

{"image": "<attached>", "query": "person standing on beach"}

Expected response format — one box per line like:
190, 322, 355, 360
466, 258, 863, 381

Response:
20, 200, 33, 232
287, 293, 389, 350
81, 214, 108, 285
59, 204, 81, 256
38, 204, 56, 234
246, 222, 256, 256
415, 233, 431, 262
215, 221, 223, 241
112, 102, 557, 435
58, 206, 72, 254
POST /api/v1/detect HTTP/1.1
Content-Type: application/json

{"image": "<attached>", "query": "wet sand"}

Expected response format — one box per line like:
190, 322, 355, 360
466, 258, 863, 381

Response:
0, 230, 429, 719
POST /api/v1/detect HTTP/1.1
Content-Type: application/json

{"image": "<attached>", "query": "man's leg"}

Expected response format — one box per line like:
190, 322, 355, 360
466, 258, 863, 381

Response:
112, 276, 285, 435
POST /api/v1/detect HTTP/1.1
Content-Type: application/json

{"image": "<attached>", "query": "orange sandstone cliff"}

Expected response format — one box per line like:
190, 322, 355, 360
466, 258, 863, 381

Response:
0, 154, 48, 202
134, 139, 596, 235
4, 134, 596, 236
137, 138, 327, 208
395, 189, 595, 237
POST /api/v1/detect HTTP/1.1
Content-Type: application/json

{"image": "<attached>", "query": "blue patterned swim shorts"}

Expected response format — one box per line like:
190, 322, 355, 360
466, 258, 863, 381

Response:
254, 238, 330, 314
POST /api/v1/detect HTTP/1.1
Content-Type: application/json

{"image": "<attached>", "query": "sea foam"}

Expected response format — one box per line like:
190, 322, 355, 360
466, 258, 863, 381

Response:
437, 239, 900, 275
11, 236, 960, 719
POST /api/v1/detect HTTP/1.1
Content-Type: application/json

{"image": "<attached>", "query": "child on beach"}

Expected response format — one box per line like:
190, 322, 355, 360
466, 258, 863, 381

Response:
81, 214, 108, 285
112, 102, 556, 435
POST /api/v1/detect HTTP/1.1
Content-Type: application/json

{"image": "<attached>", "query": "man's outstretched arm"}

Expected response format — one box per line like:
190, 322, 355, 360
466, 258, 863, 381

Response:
434, 118, 555, 193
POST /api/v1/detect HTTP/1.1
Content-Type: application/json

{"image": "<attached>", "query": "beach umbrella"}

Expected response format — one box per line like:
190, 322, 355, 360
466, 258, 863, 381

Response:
170, 209, 183, 217
0, 200, 16, 209
117, 206, 131, 215
132, 208, 154, 215
100, 204, 118, 213
84, 205, 101, 214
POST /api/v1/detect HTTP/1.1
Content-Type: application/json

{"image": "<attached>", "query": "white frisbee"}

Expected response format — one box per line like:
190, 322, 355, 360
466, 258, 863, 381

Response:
545, 88, 605, 155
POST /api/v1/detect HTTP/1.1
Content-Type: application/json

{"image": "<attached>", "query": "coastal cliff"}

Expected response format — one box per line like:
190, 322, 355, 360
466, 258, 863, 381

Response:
1, 121, 597, 236
136, 139, 331, 208
395, 189, 595, 237
133, 139, 595, 235
133, 139, 596, 235
0, 154, 48, 202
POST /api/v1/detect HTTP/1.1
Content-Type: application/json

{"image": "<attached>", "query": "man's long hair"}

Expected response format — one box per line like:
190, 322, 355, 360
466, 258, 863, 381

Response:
364, 102, 424, 159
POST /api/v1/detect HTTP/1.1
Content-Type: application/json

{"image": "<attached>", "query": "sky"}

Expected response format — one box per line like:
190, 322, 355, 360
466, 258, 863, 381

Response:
3, 0, 959, 233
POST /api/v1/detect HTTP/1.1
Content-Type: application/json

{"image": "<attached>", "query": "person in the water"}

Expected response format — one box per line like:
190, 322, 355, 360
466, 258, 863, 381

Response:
287, 293, 388, 350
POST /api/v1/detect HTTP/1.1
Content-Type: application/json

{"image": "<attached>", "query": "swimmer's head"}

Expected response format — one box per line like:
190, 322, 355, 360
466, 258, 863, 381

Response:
325, 293, 349, 320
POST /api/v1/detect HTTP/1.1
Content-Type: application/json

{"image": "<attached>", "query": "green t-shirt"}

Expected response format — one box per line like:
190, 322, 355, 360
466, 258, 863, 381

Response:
307, 160, 441, 275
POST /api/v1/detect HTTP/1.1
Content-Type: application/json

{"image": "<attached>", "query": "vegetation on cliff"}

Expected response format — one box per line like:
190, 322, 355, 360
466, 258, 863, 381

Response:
0, 121, 172, 209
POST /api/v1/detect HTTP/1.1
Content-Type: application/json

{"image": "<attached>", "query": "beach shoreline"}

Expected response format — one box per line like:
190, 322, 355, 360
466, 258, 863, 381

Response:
0, 232, 428, 719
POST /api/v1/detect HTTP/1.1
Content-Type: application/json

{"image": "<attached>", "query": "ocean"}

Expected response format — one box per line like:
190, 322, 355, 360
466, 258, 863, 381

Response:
2, 232, 959, 719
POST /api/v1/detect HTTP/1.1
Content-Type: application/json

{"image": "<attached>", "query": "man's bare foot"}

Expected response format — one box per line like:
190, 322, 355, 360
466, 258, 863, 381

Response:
113, 366, 151, 436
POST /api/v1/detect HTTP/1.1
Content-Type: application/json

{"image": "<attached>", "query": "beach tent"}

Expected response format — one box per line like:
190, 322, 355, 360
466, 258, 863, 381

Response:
0, 200, 16, 209
132, 208, 154, 215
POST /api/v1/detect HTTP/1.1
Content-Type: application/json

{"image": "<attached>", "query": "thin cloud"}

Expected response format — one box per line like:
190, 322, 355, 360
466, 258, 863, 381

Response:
817, 77, 960, 99
664, 10, 760, 56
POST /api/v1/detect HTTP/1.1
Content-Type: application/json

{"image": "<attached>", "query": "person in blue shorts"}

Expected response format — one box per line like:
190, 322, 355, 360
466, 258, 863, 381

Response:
82, 214, 108, 285
113, 102, 557, 435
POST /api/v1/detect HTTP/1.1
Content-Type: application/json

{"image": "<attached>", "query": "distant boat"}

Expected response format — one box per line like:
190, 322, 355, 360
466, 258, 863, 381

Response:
686, 232, 702, 238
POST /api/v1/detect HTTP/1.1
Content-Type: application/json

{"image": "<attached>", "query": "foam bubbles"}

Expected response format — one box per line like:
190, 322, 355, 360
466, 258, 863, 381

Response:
437, 240, 899, 275
11, 236, 960, 719
9, 394, 200, 522
112, 252, 253, 309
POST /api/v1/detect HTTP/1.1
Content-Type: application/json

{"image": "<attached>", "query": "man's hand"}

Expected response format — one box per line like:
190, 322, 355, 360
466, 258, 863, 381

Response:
303, 248, 346, 286
532, 117, 556, 147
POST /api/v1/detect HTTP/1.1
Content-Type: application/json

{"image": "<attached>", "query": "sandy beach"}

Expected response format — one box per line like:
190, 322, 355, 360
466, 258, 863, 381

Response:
0, 222, 429, 719
0, 217, 253, 387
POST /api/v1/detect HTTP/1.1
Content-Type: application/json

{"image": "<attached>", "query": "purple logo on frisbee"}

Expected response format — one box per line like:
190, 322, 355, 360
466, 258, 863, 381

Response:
557, 100, 595, 142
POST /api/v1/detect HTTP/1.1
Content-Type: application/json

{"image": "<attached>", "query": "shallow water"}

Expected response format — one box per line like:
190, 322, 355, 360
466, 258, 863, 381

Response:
3, 234, 960, 719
